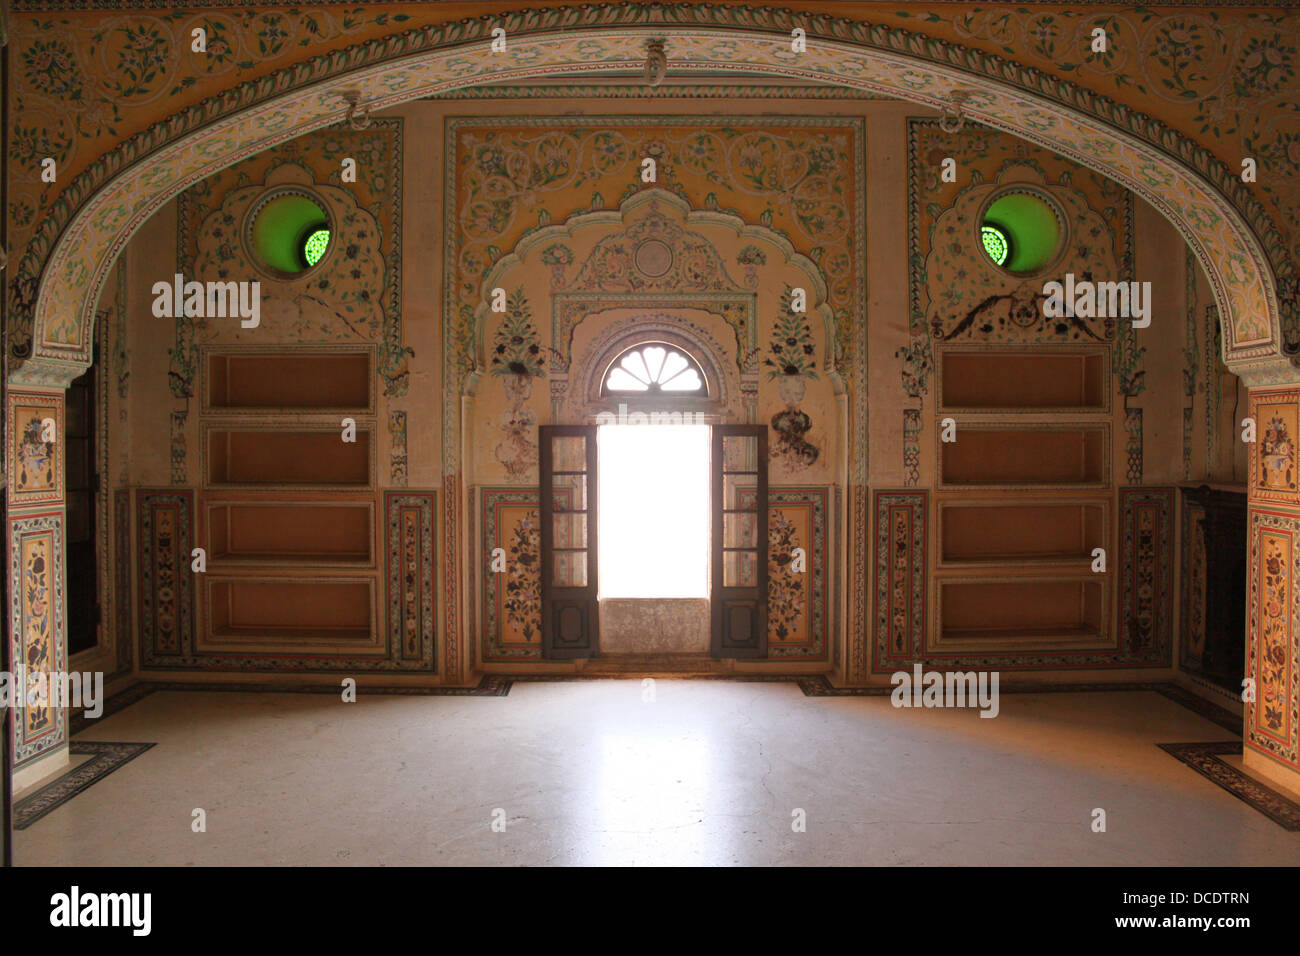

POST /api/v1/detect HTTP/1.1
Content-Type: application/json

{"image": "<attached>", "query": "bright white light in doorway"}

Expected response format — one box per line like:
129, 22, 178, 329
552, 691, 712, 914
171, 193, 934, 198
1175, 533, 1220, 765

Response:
598, 424, 709, 598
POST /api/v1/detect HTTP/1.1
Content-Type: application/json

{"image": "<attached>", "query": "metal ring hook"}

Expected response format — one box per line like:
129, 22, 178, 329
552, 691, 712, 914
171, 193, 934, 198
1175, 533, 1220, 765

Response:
341, 90, 372, 131
644, 39, 667, 88
938, 90, 970, 134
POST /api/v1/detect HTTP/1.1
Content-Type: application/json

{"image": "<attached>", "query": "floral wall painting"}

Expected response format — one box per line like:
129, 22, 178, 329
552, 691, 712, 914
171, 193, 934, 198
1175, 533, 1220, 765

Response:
737, 246, 767, 290
14, 408, 56, 496
6, 390, 63, 506
906, 120, 1131, 400
503, 510, 542, 643
925, 165, 1122, 347
765, 488, 828, 659
1247, 509, 1300, 770
768, 515, 803, 643
1250, 390, 1300, 503
384, 492, 437, 666
482, 491, 543, 662
767, 286, 820, 470
490, 288, 545, 481
10, 513, 68, 766
1256, 531, 1291, 743
539, 243, 576, 290
449, 116, 861, 382
1262, 414, 1296, 494
176, 121, 407, 398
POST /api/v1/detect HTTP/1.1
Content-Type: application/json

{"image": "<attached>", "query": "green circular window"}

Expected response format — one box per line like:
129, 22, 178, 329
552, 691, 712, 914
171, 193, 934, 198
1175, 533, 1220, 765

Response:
302, 228, 331, 267
247, 191, 331, 276
980, 191, 1063, 274
981, 225, 1010, 267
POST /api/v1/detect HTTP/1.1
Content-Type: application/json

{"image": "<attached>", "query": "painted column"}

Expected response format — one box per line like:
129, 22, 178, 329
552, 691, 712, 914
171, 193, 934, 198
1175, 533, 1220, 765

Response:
5, 387, 70, 786
1244, 386, 1300, 790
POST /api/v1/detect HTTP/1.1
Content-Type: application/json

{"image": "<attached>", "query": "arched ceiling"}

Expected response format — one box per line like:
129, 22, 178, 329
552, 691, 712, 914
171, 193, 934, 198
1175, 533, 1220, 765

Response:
4, 2, 1296, 385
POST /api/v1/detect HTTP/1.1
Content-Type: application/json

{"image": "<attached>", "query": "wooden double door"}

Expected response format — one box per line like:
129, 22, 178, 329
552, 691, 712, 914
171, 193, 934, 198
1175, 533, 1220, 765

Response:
538, 424, 768, 659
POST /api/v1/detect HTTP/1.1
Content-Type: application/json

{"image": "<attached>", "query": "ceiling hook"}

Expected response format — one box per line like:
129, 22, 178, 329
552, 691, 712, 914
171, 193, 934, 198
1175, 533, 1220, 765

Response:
644, 38, 667, 88
341, 90, 372, 131
938, 90, 971, 134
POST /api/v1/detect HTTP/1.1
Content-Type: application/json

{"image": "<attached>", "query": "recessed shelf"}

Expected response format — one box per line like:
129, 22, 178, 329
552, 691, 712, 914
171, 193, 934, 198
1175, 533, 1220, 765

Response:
207, 502, 373, 565
939, 579, 1105, 644
940, 349, 1106, 411
940, 426, 1108, 487
940, 502, 1105, 564
209, 580, 372, 641
206, 428, 371, 487
206, 351, 371, 411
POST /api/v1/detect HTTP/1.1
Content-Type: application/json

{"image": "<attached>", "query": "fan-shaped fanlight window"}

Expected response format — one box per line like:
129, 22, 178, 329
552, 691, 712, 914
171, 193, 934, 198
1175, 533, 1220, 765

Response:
602, 343, 706, 396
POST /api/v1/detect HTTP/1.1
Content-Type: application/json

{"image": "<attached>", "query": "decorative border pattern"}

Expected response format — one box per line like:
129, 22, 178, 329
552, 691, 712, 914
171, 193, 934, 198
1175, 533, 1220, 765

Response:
16, 0, 1296, 8
902, 410, 921, 488
13, 742, 156, 830
9, 510, 68, 765
1183, 247, 1201, 481
1124, 408, 1143, 484
1118, 487, 1174, 661
389, 410, 408, 487
873, 491, 928, 674
1159, 741, 1300, 831
137, 490, 195, 666
384, 491, 436, 667
1180, 494, 1210, 680
1246, 506, 1300, 769
851, 484, 868, 681
113, 489, 133, 673
169, 410, 187, 484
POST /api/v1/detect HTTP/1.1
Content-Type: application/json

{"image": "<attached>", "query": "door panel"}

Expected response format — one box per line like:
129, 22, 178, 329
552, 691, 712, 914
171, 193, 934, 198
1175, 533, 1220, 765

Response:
65, 357, 99, 656
711, 425, 768, 657
540, 425, 599, 658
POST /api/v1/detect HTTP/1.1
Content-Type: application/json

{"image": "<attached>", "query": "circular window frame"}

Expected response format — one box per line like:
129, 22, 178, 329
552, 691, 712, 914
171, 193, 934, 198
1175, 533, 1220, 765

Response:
974, 186, 1069, 279
242, 185, 335, 281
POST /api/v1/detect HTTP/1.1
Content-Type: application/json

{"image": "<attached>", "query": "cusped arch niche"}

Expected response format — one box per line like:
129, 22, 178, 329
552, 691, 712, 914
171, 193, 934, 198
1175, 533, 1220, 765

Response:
471, 189, 839, 472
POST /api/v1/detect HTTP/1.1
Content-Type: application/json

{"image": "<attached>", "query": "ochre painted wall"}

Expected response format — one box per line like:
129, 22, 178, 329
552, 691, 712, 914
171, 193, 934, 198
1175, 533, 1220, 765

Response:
85, 90, 1244, 688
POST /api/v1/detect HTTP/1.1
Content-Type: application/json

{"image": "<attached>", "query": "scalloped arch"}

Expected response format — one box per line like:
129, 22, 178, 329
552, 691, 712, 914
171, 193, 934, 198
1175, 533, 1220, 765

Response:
9, 2, 1290, 388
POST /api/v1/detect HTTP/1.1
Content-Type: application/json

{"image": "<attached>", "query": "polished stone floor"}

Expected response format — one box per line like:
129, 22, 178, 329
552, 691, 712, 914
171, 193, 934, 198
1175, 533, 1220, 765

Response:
14, 680, 1300, 865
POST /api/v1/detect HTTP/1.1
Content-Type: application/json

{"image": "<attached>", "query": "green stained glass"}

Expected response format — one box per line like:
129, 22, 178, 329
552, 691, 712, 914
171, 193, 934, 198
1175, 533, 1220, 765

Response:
303, 228, 331, 267
981, 224, 1010, 267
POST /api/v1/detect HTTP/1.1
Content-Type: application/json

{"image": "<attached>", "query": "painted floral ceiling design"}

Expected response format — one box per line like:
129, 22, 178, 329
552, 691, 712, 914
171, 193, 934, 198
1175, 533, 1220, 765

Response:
4, 1, 1299, 367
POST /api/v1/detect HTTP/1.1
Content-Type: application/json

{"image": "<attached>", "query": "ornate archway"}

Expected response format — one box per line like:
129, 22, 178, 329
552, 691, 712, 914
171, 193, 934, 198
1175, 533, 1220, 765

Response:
6, 4, 1296, 785
9, 6, 1287, 386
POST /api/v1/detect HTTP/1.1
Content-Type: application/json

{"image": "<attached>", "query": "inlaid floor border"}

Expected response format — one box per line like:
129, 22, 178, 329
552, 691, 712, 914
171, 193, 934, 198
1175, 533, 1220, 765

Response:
795, 676, 1243, 735
14, 741, 155, 830
69, 675, 512, 739
1158, 741, 1300, 831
